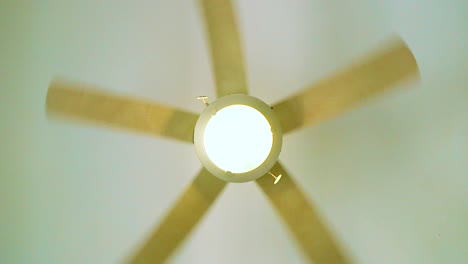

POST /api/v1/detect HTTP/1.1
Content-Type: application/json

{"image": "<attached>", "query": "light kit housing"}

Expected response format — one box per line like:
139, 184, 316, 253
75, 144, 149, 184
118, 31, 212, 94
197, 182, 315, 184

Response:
194, 94, 283, 183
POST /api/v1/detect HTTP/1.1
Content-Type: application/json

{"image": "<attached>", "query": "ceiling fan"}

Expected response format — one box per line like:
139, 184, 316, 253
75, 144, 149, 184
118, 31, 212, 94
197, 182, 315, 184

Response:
46, 0, 419, 263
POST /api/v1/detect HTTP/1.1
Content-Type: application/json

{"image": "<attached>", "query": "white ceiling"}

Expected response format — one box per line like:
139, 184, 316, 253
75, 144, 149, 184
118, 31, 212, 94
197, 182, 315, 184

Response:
1, 0, 467, 263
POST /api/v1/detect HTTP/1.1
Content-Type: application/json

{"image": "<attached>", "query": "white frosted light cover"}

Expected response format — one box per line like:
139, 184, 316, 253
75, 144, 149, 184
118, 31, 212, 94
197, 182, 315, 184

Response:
204, 105, 273, 173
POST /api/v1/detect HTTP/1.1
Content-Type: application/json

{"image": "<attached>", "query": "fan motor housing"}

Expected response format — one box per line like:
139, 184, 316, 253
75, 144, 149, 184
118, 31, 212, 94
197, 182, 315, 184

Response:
194, 94, 283, 183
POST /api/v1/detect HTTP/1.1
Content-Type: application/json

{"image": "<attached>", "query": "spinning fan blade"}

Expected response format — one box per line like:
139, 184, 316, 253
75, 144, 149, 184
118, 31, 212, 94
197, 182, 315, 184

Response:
128, 168, 226, 264
272, 38, 419, 134
46, 80, 199, 143
200, 0, 249, 97
257, 162, 351, 264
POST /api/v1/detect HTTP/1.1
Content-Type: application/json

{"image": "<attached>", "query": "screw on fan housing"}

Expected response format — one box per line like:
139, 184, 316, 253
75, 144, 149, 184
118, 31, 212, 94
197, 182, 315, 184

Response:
268, 172, 282, 184
196, 96, 209, 106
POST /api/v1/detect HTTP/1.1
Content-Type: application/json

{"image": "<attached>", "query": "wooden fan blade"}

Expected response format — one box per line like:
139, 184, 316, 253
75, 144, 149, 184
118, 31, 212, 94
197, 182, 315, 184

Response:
128, 168, 226, 264
46, 80, 199, 143
257, 162, 351, 264
272, 38, 419, 134
200, 0, 248, 97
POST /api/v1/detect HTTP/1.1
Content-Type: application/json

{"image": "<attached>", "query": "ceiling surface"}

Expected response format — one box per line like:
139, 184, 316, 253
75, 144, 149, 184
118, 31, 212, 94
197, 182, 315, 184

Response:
1, 0, 467, 263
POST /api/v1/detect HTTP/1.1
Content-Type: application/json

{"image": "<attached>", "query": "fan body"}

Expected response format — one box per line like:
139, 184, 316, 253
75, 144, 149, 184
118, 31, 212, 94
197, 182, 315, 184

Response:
45, 0, 419, 263
194, 94, 283, 183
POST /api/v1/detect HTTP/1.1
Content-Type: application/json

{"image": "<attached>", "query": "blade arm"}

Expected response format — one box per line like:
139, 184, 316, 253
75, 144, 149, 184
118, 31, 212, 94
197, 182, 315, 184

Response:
46, 80, 199, 143
128, 168, 227, 264
256, 162, 351, 264
201, 0, 248, 97
273, 38, 419, 134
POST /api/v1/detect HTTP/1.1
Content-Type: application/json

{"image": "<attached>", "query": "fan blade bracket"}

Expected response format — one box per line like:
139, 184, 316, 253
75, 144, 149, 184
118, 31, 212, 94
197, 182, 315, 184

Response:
46, 80, 199, 143
200, 0, 249, 97
257, 162, 351, 264
273, 38, 419, 134
127, 168, 227, 264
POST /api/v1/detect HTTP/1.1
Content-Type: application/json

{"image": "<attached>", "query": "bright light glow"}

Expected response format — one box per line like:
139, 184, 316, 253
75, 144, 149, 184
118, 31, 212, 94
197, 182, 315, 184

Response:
204, 105, 273, 173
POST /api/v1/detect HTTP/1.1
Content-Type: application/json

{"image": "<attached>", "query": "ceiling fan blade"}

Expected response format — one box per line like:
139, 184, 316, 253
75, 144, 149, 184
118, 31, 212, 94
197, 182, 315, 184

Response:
256, 162, 351, 264
200, 0, 249, 97
272, 38, 419, 134
46, 80, 199, 143
127, 168, 227, 264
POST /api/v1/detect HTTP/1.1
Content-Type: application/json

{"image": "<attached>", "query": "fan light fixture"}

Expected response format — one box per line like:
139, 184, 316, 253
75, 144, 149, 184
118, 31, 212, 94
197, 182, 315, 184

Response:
194, 94, 283, 183
204, 105, 273, 173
